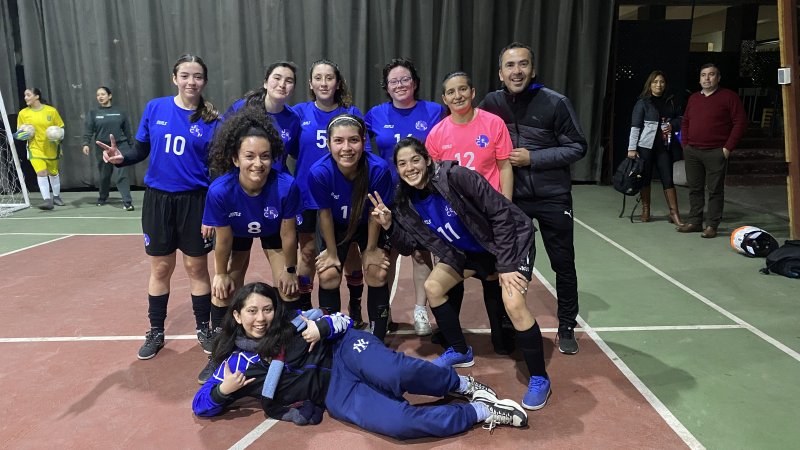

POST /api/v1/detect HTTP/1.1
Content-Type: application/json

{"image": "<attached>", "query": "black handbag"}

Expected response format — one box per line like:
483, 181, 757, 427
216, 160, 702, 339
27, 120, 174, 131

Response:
613, 157, 646, 221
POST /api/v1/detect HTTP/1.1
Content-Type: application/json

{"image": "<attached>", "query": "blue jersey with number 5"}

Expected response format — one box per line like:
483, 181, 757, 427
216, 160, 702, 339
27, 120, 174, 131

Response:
412, 192, 484, 253
136, 96, 220, 192
293, 102, 365, 208
202, 170, 303, 237
307, 152, 393, 226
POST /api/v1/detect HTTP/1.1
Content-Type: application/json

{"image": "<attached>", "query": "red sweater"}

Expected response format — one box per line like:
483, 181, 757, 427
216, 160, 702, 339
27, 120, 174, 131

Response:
681, 87, 747, 151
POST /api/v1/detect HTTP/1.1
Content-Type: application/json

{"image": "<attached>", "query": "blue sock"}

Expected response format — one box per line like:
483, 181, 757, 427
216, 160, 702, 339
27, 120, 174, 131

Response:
470, 401, 490, 422
457, 375, 469, 394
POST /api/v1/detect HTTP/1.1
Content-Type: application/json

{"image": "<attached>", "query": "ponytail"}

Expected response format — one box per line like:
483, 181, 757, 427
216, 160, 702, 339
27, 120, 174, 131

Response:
190, 95, 219, 123
342, 155, 370, 244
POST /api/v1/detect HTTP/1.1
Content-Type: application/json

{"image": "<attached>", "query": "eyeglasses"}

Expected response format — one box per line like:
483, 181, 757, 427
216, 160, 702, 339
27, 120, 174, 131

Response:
387, 76, 413, 88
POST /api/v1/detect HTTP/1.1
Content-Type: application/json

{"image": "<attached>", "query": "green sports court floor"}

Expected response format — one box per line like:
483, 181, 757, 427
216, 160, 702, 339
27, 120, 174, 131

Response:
1, 184, 797, 448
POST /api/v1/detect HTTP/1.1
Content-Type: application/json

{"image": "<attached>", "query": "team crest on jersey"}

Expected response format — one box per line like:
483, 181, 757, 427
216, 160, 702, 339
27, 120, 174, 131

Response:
475, 134, 489, 148
415, 121, 428, 131
296, 214, 304, 225
47, 115, 53, 121
189, 124, 203, 137
143, 233, 151, 246
444, 205, 456, 217
264, 206, 279, 219
280, 129, 291, 140
330, 192, 340, 200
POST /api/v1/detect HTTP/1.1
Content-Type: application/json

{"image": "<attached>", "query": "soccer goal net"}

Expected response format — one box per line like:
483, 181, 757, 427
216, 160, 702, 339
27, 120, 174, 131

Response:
0, 89, 30, 217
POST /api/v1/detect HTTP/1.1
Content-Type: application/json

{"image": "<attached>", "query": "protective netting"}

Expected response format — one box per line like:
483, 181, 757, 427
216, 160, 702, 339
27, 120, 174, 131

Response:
0, 90, 30, 217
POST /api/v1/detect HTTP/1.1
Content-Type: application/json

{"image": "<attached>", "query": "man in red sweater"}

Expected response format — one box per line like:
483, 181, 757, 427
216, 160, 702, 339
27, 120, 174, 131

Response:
677, 63, 747, 238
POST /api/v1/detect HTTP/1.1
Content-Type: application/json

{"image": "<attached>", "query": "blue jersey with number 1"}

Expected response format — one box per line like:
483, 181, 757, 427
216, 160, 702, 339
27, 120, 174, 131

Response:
412, 192, 484, 253
293, 102, 365, 208
364, 100, 445, 183
135, 96, 220, 192
225, 99, 301, 174
307, 152, 393, 226
202, 170, 303, 238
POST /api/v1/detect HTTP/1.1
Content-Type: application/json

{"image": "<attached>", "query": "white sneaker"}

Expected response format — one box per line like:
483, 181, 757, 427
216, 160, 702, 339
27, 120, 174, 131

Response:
413, 308, 432, 336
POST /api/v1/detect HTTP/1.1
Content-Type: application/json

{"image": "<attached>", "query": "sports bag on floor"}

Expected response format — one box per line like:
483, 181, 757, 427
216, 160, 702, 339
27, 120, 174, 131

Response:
760, 240, 800, 278
613, 157, 646, 222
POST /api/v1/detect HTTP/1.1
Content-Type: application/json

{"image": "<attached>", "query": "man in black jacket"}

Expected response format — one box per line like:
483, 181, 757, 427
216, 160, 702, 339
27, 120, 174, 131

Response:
479, 42, 587, 354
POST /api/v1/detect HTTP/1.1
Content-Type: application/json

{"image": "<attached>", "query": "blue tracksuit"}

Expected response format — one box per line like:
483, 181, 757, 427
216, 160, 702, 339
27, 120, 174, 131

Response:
325, 329, 478, 440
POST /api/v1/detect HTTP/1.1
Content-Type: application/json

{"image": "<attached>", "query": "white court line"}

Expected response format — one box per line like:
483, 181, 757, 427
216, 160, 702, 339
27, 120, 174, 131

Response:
0, 235, 72, 258
575, 217, 800, 363
227, 419, 280, 450
2, 216, 138, 220
0, 335, 200, 343
533, 269, 704, 450
1, 233, 139, 236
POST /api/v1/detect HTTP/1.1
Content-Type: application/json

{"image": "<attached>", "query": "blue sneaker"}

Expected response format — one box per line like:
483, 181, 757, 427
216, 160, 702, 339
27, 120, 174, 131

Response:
522, 376, 551, 410
432, 346, 474, 368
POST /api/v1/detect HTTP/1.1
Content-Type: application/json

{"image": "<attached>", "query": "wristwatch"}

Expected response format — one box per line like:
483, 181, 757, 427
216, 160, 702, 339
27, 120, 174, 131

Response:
286, 266, 296, 274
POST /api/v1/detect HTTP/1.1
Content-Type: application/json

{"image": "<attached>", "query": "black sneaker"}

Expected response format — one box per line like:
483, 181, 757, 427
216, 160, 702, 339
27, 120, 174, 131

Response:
137, 330, 165, 360
197, 356, 217, 384
122, 202, 134, 211
96, 198, 107, 206
455, 375, 497, 401
348, 299, 366, 329
474, 391, 528, 433
197, 327, 217, 354
558, 327, 579, 355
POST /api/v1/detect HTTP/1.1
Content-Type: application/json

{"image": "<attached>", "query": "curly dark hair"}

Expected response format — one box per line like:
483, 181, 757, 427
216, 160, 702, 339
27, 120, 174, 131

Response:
207, 106, 284, 178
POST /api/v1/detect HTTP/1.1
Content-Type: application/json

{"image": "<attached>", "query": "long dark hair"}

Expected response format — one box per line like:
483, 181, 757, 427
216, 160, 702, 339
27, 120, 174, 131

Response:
25, 87, 48, 105
393, 136, 435, 207
308, 59, 353, 108
327, 114, 368, 243
207, 106, 284, 178
381, 58, 420, 100
172, 54, 219, 123
242, 60, 298, 109
211, 282, 295, 367
639, 70, 667, 99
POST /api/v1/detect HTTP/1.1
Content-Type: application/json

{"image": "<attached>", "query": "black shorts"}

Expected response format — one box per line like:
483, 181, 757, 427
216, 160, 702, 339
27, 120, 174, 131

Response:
231, 234, 282, 251
464, 242, 535, 281
142, 187, 212, 257
320, 222, 391, 263
296, 208, 318, 234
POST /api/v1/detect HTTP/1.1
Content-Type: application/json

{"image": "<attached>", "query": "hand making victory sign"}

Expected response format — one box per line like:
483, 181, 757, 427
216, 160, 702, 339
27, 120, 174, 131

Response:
95, 134, 125, 164
367, 191, 392, 230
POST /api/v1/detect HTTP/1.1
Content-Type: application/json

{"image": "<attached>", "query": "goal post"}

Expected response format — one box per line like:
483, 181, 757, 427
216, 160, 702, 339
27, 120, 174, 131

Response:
0, 88, 30, 217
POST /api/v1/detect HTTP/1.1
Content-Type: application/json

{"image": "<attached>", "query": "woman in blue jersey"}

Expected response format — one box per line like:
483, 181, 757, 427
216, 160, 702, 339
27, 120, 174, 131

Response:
225, 61, 301, 176
192, 281, 528, 439
293, 60, 367, 326
308, 114, 394, 341
368, 137, 552, 412
365, 58, 446, 337
196, 107, 303, 383
98, 54, 221, 361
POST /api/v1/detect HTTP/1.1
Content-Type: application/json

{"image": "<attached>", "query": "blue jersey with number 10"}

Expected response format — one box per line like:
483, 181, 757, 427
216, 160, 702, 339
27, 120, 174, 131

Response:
136, 96, 220, 192
308, 152, 393, 226
412, 192, 484, 253
202, 170, 303, 238
365, 100, 445, 183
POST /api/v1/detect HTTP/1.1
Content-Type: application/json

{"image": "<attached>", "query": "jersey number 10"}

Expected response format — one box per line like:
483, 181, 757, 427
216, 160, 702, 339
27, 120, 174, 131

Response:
164, 134, 186, 155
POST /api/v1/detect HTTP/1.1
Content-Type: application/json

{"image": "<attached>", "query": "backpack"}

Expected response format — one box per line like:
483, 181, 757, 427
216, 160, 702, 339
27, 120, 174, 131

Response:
613, 157, 646, 222
760, 240, 800, 278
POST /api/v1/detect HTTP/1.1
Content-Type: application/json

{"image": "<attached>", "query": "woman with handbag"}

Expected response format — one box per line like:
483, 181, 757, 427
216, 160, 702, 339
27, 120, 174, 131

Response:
627, 70, 684, 225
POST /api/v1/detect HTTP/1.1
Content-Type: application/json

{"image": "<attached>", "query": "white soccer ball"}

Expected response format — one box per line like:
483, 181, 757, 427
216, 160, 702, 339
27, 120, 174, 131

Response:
17, 124, 35, 140
46, 126, 64, 142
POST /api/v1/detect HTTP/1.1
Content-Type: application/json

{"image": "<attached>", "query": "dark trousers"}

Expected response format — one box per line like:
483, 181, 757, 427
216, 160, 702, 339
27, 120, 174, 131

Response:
326, 329, 476, 440
515, 193, 578, 330
94, 144, 132, 203
639, 143, 674, 189
684, 145, 728, 228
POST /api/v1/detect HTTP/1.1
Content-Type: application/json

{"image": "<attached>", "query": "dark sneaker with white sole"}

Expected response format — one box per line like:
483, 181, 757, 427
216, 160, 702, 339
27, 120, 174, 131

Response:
197, 327, 218, 354
455, 375, 497, 401
473, 390, 528, 432
557, 327, 579, 354
138, 330, 165, 360
197, 356, 217, 384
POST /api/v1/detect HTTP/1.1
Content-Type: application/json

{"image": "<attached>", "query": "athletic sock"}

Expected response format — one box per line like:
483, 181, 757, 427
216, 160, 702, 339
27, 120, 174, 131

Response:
457, 375, 469, 394
191, 293, 212, 330
318, 287, 341, 314
470, 401, 490, 422
48, 174, 61, 196
298, 275, 313, 310
148, 293, 169, 331
367, 285, 390, 341
37, 176, 51, 200
296, 295, 313, 312
210, 304, 227, 330
345, 270, 364, 306
430, 301, 468, 353
447, 281, 465, 316
517, 322, 548, 378
481, 279, 509, 351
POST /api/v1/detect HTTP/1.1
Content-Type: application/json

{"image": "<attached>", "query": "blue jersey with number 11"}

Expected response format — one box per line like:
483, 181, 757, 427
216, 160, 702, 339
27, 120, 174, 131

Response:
412, 192, 484, 253
136, 96, 220, 192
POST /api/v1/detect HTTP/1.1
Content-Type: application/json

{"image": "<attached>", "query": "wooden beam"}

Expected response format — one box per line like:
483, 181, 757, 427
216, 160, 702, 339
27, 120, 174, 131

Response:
778, 0, 800, 239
